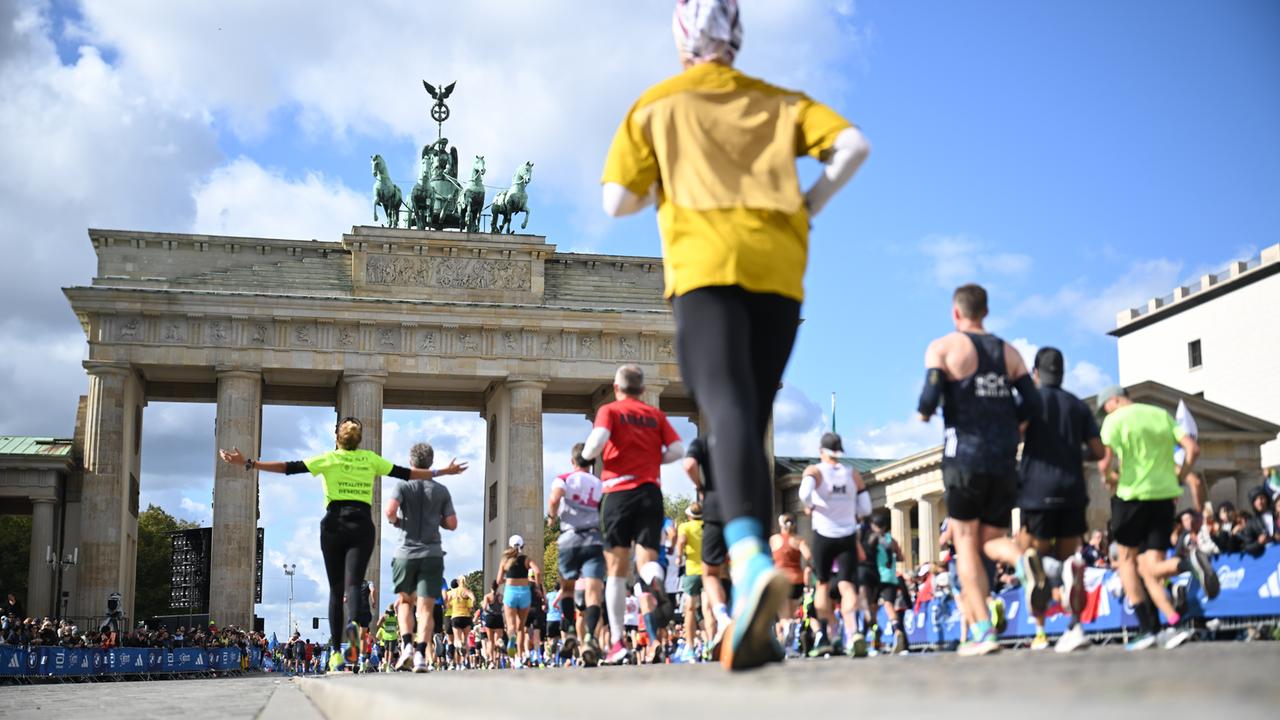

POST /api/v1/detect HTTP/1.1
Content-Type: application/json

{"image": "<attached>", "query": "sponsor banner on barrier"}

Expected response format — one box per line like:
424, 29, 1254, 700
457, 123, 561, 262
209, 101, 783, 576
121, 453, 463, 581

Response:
0, 645, 262, 678
880, 545, 1280, 644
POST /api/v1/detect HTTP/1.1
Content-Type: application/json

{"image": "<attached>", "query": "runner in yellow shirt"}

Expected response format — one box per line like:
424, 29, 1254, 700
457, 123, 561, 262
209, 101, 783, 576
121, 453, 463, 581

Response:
675, 503, 705, 660
602, 0, 869, 670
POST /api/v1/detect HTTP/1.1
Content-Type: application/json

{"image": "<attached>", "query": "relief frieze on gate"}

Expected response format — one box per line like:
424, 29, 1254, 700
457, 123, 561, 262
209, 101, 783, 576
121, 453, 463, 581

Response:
101, 313, 671, 362
364, 254, 531, 291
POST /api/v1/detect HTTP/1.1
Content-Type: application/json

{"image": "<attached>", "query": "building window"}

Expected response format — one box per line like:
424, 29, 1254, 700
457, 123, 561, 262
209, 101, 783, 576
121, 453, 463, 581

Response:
1188, 339, 1202, 369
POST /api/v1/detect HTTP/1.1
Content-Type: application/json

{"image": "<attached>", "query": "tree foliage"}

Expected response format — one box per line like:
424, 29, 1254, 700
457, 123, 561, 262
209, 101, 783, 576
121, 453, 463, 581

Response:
135, 504, 198, 623
463, 569, 485, 603
0, 515, 32, 610
542, 514, 559, 591
663, 494, 693, 524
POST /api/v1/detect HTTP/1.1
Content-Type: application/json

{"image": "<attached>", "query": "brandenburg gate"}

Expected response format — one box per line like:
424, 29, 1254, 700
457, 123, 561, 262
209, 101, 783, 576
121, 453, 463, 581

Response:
62, 225, 692, 628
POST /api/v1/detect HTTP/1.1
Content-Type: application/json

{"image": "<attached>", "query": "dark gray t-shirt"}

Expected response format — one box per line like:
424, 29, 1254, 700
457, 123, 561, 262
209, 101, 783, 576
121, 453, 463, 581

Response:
390, 479, 455, 559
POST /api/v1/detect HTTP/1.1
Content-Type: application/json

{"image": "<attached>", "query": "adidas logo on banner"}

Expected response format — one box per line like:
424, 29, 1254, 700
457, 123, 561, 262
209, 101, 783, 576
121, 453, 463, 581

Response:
1258, 561, 1280, 599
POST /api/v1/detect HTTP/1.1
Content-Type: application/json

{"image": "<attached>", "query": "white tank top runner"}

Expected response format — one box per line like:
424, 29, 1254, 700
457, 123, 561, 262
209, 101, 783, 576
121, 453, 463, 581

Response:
809, 462, 859, 538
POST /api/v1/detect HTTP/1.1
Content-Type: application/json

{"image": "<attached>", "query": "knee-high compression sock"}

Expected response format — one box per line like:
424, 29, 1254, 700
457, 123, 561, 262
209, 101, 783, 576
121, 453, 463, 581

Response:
559, 595, 577, 627
1134, 600, 1157, 635
606, 578, 627, 643
585, 605, 602, 637
725, 517, 770, 587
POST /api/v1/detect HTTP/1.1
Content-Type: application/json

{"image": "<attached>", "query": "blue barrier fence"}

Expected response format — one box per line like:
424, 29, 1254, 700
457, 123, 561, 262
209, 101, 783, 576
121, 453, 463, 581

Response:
0, 645, 262, 678
879, 545, 1280, 645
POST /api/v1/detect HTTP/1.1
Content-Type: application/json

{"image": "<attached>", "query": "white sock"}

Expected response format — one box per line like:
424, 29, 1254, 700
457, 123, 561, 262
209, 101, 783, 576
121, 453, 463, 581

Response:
606, 577, 626, 643
640, 561, 664, 587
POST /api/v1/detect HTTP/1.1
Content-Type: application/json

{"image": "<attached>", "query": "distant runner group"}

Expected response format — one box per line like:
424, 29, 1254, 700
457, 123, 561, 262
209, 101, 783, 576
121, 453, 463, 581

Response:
216, 0, 1223, 675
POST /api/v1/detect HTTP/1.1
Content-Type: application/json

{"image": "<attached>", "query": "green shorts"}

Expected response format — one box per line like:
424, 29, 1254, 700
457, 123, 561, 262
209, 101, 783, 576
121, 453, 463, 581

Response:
391, 556, 445, 599
681, 574, 703, 597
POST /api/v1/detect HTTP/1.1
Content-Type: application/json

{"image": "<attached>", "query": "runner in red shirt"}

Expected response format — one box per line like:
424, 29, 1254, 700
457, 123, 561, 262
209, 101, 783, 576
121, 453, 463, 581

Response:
582, 364, 684, 664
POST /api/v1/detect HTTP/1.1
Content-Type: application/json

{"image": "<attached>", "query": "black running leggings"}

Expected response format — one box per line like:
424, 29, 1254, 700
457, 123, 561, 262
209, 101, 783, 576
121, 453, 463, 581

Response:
319, 501, 376, 648
672, 285, 801, 531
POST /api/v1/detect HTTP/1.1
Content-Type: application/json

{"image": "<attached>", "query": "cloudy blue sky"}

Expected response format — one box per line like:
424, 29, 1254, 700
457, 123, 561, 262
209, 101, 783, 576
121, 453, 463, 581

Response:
2, 1, 1277, 638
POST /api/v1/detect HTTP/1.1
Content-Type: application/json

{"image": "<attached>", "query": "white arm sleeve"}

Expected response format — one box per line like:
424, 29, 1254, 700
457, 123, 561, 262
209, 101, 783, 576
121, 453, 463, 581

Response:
804, 127, 870, 217
582, 427, 610, 460
855, 490, 872, 520
798, 473, 818, 507
602, 182, 656, 217
661, 441, 685, 465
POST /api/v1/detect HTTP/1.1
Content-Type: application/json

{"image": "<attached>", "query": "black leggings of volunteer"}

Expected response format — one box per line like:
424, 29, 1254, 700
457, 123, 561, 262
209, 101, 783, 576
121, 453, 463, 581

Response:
319, 501, 376, 648
672, 285, 800, 531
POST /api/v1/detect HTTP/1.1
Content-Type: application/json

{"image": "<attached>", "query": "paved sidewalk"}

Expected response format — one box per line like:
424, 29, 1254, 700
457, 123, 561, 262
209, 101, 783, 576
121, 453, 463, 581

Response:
297, 642, 1278, 720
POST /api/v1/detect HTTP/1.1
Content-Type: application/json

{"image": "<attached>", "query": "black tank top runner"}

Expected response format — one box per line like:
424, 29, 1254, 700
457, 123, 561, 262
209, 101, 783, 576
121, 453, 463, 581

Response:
506, 553, 529, 580
941, 332, 1019, 473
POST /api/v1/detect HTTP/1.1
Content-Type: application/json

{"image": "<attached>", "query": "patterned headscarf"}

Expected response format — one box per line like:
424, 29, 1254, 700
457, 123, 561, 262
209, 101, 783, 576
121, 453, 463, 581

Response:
672, 0, 742, 65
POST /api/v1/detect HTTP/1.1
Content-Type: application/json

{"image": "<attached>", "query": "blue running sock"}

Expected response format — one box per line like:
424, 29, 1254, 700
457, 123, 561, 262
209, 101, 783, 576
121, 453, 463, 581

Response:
725, 516, 764, 549
972, 620, 993, 641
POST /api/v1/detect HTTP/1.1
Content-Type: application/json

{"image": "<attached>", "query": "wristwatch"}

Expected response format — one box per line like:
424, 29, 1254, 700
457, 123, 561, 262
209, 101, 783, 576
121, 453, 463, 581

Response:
244, 458, 256, 471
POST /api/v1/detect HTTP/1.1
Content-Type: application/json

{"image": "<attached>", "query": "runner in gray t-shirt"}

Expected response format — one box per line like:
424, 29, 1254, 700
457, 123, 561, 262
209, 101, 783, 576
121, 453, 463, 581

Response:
547, 443, 607, 665
385, 442, 457, 672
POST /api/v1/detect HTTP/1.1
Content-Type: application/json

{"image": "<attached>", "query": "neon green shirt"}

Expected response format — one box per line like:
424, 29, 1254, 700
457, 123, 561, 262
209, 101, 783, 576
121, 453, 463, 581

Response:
1099, 403, 1186, 502
304, 449, 393, 505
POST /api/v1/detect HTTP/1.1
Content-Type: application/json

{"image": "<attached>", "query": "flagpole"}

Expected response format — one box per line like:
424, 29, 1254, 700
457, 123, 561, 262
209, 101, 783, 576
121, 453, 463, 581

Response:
830, 392, 837, 434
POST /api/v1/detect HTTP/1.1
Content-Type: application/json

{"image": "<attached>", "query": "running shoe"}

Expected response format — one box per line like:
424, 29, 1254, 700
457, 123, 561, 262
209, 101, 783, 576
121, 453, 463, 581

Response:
720, 554, 790, 671
604, 640, 629, 665
343, 622, 361, 666
506, 637, 516, 658
560, 630, 579, 660
1184, 548, 1220, 599
847, 632, 868, 658
581, 634, 601, 667
988, 598, 1007, 636
1124, 633, 1157, 652
1157, 627, 1192, 650
892, 629, 908, 655
412, 651, 430, 673
1019, 548, 1049, 617
396, 641, 414, 671
648, 576, 676, 627
808, 636, 834, 658
1054, 624, 1089, 653
1029, 631, 1049, 651
956, 625, 1000, 657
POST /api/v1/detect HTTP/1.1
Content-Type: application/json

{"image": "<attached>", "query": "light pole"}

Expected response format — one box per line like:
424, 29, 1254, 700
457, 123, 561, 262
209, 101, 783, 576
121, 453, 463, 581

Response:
283, 563, 297, 635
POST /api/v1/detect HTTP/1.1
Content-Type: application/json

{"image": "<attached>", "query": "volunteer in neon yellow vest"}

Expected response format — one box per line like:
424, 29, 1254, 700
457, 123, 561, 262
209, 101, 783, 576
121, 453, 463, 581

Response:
218, 416, 467, 667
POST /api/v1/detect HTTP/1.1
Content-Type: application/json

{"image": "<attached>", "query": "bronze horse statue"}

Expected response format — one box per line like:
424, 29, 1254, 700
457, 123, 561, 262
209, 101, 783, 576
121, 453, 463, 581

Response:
491, 161, 532, 234
370, 154, 404, 228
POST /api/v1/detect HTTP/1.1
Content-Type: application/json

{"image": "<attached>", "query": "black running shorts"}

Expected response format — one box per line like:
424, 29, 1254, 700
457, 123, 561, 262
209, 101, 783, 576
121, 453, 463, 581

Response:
600, 483, 664, 550
943, 464, 1017, 527
451, 616, 472, 631
1109, 497, 1174, 553
546, 620, 561, 639
811, 531, 859, 585
1021, 507, 1087, 541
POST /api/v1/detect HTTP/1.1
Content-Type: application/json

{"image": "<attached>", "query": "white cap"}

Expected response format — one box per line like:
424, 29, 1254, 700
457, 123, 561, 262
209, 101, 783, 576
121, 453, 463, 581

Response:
508, 534, 524, 548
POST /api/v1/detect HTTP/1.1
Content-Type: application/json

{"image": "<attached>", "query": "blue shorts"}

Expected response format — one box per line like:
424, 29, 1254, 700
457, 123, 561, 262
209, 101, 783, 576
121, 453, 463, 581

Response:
558, 544, 605, 581
503, 584, 532, 610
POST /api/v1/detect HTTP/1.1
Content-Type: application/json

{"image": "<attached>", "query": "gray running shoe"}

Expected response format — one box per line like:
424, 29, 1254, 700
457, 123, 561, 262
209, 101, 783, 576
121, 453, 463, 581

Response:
1185, 548, 1220, 599
1158, 627, 1192, 650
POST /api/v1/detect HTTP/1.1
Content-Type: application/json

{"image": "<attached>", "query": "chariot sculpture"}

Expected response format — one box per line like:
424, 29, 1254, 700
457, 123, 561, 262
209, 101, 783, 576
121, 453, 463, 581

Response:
370, 80, 533, 234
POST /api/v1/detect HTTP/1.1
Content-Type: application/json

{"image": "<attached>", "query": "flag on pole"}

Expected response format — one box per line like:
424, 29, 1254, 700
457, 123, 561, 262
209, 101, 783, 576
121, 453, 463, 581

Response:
831, 392, 837, 434
1174, 400, 1198, 466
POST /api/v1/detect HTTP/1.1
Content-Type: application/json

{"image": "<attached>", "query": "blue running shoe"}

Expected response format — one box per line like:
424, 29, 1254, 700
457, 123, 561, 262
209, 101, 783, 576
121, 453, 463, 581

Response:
720, 551, 789, 671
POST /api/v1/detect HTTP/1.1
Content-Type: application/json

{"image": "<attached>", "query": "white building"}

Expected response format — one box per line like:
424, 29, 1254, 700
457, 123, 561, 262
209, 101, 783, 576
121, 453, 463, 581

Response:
1112, 243, 1280, 468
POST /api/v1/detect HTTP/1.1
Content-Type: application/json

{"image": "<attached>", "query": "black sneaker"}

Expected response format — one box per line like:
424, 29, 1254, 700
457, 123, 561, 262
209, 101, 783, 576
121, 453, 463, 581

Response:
1185, 548, 1220, 599
580, 634, 601, 667
648, 576, 675, 626
560, 630, 579, 660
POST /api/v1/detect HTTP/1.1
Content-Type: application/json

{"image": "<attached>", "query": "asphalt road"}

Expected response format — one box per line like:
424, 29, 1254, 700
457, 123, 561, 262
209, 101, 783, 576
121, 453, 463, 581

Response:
2, 642, 1275, 720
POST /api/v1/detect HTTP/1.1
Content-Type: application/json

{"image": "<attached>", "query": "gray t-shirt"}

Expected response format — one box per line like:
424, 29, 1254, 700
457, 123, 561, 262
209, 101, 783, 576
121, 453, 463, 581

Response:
553, 470, 603, 549
390, 479, 455, 559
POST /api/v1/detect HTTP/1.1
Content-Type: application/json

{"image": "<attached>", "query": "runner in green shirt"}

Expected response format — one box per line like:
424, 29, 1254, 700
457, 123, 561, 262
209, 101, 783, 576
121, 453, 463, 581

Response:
1096, 386, 1217, 651
219, 416, 467, 668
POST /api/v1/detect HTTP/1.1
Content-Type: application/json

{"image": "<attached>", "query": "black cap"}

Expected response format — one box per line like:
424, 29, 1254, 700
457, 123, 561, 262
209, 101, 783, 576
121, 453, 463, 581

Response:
1034, 347, 1065, 387
820, 432, 844, 456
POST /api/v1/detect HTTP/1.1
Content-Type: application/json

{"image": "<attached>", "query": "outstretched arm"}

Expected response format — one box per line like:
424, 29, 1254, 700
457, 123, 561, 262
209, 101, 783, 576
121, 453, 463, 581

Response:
217, 449, 306, 475
602, 182, 656, 217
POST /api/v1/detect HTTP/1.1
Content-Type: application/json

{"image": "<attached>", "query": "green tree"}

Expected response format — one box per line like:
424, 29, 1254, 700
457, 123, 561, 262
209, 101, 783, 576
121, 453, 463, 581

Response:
463, 569, 485, 603
0, 515, 32, 611
663, 494, 693, 524
542, 514, 559, 591
135, 504, 198, 623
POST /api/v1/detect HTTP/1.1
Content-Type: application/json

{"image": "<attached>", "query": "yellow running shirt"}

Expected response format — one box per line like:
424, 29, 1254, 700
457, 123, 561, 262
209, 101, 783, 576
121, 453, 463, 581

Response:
304, 449, 394, 505
449, 590, 474, 618
679, 519, 704, 576
602, 62, 852, 302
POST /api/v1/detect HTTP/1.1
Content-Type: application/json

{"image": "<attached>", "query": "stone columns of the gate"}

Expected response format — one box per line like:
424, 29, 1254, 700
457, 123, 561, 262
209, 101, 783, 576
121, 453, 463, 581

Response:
77, 360, 132, 625
507, 379, 547, 574
338, 372, 386, 592
27, 497, 57, 617
640, 382, 665, 411
916, 493, 942, 566
890, 501, 916, 573
210, 368, 262, 630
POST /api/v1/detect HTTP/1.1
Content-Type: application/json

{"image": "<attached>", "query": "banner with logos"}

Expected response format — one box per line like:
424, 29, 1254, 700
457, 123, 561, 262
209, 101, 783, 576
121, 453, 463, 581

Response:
0, 645, 261, 678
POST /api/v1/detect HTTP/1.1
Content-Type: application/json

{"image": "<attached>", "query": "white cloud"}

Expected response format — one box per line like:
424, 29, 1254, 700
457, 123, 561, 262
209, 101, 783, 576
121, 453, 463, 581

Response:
178, 496, 211, 525
191, 157, 367, 241
848, 415, 943, 460
773, 384, 828, 457
1012, 258, 1183, 335
1007, 337, 1114, 398
919, 235, 1033, 289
